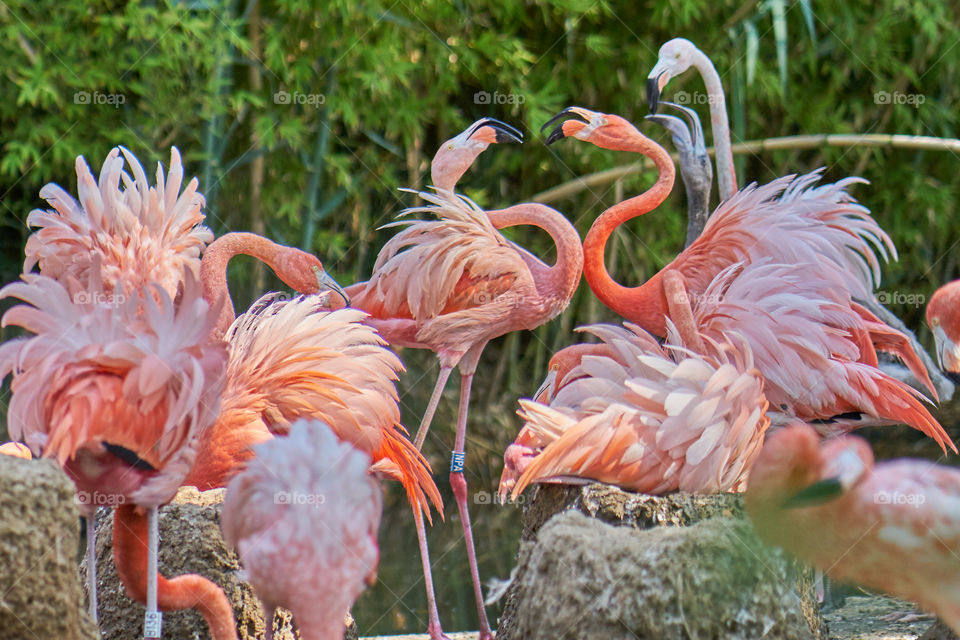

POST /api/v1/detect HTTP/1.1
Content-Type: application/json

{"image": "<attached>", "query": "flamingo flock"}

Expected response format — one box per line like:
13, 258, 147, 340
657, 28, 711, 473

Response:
2, 36, 960, 640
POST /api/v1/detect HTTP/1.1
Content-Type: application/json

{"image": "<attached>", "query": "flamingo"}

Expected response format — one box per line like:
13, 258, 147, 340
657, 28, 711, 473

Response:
542, 106, 952, 451
0, 441, 32, 458
500, 323, 769, 500
746, 422, 960, 633
220, 418, 382, 640
11, 145, 224, 635
24, 146, 211, 301
647, 38, 737, 201
926, 281, 960, 377
341, 118, 584, 640
0, 270, 235, 640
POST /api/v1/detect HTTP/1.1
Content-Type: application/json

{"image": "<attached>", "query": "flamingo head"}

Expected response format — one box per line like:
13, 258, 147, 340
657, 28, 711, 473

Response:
745, 423, 823, 512
926, 281, 960, 377
646, 101, 712, 195
431, 117, 522, 192
274, 248, 350, 307
646, 37, 699, 112
542, 107, 647, 151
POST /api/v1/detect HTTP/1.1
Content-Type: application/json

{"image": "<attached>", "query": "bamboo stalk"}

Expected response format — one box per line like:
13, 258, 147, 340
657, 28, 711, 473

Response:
532, 133, 960, 204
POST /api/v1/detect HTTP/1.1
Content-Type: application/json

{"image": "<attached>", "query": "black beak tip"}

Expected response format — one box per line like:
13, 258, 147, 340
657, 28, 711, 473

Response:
646, 77, 661, 113
472, 117, 523, 144
544, 124, 567, 146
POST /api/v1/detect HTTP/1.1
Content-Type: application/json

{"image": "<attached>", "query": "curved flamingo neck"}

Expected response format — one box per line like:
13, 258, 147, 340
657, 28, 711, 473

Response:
485, 203, 583, 303
200, 232, 283, 340
691, 47, 736, 201
583, 137, 675, 334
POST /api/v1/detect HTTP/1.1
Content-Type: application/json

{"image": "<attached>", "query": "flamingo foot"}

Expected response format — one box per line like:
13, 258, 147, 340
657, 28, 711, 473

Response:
879, 610, 935, 624
427, 620, 453, 640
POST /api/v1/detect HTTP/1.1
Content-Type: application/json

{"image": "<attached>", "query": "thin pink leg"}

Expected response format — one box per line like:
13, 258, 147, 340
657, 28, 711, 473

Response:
264, 605, 274, 640
86, 514, 98, 623
415, 511, 451, 640
449, 370, 493, 640
414, 365, 454, 450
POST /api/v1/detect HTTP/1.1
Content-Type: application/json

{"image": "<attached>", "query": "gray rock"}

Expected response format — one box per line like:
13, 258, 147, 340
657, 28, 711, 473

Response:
0, 455, 98, 640
497, 484, 825, 640
83, 486, 359, 640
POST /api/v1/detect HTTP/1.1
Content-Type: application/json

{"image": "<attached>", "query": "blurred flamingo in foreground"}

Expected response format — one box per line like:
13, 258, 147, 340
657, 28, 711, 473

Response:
500, 323, 769, 500
221, 419, 381, 640
543, 106, 952, 451
746, 423, 960, 634
0, 272, 234, 640
339, 118, 583, 639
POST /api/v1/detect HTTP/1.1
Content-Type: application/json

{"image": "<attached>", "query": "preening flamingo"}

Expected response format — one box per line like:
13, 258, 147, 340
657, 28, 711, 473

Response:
11, 145, 225, 636
343, 118, 583, 640
221, 419, 382, 640
198, 231, 349, 340
927, 281, 960, 377
746, 423, 960, 633
543, 106, 951, 450
647, 38, 737, 201
117, 295, 440, 637
0, 271, 234, 640
499, 324, 769, 500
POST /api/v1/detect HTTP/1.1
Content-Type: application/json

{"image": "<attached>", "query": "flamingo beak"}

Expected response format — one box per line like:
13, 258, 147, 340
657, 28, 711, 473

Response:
533, 369, 558, 403
780, 477, 843, 509
646, 64, 671, 112
541, 107, 592, 146
314, 267, 350, 307
645, 101, 703, 152
468, 118, 523, 144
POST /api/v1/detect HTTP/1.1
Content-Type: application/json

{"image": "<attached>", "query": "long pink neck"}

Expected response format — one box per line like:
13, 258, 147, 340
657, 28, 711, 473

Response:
200, 232, 283, 340
582, 138, 676, 334
485, 203, 583, 304
691, 48, 736, 201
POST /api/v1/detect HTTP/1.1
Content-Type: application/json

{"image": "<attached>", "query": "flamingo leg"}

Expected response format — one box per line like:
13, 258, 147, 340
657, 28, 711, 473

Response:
414, 365, 453, 450
144, 506, 161, 639
449, 366, 493, 640
264, 605, 274, 640
86, 514, 98, 623
415, 510, 451, 640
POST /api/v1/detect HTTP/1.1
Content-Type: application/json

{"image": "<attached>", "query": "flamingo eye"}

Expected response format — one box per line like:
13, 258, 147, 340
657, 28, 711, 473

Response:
932, 317, 941, 327
447, 144, 455, 150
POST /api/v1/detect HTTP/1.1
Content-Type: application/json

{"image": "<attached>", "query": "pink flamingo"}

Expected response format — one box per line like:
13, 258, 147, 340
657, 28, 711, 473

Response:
24, 146, 212, 301
500, 324, 769, 499
342, 118, 583, 640
746, 422, 960, 633
221, 418, 382, 640
927, 281, 960, 376
0, 441, 32, 458
0, 271, 234, 640
12, 145, 227, 635
542, 106, 951, 450
647, 38, 738, 201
